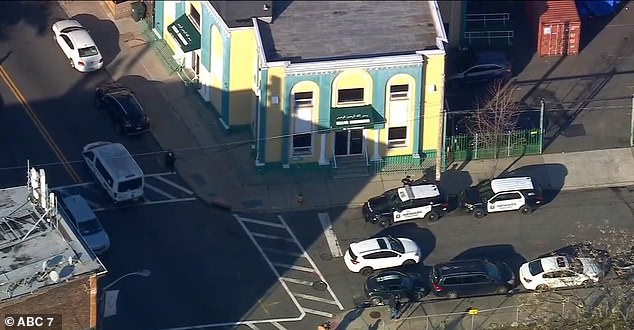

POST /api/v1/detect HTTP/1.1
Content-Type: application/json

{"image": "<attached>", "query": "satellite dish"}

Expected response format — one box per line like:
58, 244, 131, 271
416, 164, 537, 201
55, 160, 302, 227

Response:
49, 271, 59, 283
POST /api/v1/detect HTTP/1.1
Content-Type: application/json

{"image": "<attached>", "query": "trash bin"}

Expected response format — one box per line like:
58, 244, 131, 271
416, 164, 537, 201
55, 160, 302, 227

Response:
130, 1, 147, 22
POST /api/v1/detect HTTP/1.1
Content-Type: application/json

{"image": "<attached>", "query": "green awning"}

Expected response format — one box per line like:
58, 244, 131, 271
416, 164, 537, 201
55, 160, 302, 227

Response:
167, 15, 201, 53
331, 105, 385, 129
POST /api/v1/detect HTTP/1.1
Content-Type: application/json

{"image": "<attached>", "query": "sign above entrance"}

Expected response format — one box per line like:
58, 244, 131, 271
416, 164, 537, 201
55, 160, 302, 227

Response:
167, 15, 201, 53
331, 105, 385, 130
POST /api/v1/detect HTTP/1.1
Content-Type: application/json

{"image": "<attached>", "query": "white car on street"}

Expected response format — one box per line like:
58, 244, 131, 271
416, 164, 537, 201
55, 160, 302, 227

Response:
52, 20, 103, 72
519, 255, 605, 291
344, 236, 421, 276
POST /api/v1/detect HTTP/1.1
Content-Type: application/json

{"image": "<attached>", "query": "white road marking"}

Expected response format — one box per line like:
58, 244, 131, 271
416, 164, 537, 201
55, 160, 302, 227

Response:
272, 263, 315, 273
280, 277, 315, 286
293, 293, 338, 305
262, 248, 304, 258
153, 175, 194, 195
301, 308, 333, 318
239, 217, 286, 228
251, 233, 295, 242
245, 324, 260, 330
145, 183, 177, 199
278, 215, 344, 311
51, 181, 96, 190
92, 197, 197, 212
318, 212, 343, 258
271, 322, 287, 330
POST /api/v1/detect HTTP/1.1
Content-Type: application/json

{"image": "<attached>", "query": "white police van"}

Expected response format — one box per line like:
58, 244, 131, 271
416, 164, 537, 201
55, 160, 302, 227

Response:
363, 184, 448, 227
82, 141, 144, 203
459, 177, 543, 218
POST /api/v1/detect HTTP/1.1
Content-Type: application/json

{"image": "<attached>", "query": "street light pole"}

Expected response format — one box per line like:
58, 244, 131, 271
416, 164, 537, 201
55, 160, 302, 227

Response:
99, 269, 151, 330
630, 94, 634, 147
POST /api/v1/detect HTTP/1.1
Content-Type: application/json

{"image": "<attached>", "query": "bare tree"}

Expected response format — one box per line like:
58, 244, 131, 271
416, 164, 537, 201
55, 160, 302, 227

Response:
514, 220, 634, 329
466, 80, 521, 178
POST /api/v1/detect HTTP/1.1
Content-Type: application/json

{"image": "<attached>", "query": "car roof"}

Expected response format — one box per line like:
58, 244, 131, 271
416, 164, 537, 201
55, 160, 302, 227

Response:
54, 19, 83, 31
350, 237, 391, 254
397, 184, 440, 202
537, 256, 570, 272
490, 177, 534, 193
67, 29, 97, 49
370, 270, 408, 282
435, 259, 488, 276
108, 91, 145, 117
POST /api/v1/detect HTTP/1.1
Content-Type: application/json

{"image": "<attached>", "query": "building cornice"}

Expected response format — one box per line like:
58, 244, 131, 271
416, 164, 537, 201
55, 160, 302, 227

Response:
252, 18, 268, 66
284, 54, 424, 76
202, 1, 230, 37
429, 0, 448, 51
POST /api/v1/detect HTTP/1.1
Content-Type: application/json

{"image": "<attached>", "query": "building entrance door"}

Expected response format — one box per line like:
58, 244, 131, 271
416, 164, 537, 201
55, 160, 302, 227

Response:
334, 129, 363, 156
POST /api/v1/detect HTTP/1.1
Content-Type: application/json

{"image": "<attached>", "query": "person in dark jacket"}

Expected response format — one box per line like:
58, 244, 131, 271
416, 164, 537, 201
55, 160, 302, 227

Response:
165, 150, 176, 173
388, 294, 398, 319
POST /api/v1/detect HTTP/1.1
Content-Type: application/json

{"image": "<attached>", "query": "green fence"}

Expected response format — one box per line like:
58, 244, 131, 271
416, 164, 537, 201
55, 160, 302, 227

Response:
446, 130, 541, 162
370, 151, 437, 175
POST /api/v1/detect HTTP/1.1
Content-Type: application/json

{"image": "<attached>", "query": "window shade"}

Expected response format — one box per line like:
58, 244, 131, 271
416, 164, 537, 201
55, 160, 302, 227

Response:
389, 100, 408, 126
294, 106, 312, 134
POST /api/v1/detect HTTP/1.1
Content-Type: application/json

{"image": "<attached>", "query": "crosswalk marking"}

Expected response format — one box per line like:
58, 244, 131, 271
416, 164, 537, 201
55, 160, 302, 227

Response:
301, 308, 333, 318
245, 324, 260, 330
293, 293, 338, 305
318, 212, 343, 258
239, 217, 286, 229
153, 175, 194, 195
145, 183, 177, 199
262, 248, 305, 258
92, 197, 197, 212
280, 277, 315, 286
271, 322, 287, 330
251, 233, 296, 242
272, 263, 315, 273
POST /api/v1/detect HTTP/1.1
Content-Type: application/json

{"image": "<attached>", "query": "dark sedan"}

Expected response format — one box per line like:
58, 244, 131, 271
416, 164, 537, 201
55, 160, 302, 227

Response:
364, 270, 428, 306
95, 83, 150, 135
447, 51, 512, 89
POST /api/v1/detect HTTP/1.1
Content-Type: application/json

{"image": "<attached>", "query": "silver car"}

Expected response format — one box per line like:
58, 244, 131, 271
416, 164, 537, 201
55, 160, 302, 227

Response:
63, 195, 110, 255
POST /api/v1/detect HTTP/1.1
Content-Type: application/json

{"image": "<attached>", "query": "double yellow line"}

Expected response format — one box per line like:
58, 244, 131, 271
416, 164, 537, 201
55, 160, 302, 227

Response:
0, 65, 81, 183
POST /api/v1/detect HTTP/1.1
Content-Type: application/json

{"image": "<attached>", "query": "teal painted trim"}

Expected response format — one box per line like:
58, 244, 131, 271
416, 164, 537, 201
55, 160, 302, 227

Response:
175, 1, 185, 17
221, 35, 231, 125
370, 70, 388, 123
154, 1, 164, 38
284, 73, 336, 134
281, 78, 294, 164
200, 6, 213, 71
412, 64, 423, 156
257, 69, 268, 164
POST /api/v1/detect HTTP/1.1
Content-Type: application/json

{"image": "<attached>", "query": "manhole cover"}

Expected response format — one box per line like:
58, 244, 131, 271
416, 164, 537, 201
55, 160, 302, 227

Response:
369, 311, 381, 319
320, 253, 333, 261
312, 281, 328, 291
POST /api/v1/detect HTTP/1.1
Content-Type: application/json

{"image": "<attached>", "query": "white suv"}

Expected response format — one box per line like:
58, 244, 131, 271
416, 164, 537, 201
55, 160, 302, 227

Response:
344, 236, 421, 276
519, 255, 605, 291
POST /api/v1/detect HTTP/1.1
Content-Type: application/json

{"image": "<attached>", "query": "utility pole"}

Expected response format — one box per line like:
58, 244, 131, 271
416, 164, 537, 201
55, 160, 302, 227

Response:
539, 99, 545, 153
630, 94, 634, 147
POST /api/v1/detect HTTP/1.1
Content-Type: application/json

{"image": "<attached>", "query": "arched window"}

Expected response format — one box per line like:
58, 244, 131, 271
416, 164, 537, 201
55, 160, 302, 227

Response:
387, 83, 411, 148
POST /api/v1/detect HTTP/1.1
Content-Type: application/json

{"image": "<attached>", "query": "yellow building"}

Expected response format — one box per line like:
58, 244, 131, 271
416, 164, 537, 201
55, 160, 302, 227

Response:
154, 1, 448, 175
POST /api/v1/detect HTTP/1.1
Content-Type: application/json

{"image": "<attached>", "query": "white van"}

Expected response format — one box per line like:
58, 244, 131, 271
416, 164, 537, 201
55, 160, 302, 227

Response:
82, 141, 144, 202
62, 195, 110, 255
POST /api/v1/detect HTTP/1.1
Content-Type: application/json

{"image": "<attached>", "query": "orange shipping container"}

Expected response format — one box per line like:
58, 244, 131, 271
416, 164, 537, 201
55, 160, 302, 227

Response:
525, 0, 581, 57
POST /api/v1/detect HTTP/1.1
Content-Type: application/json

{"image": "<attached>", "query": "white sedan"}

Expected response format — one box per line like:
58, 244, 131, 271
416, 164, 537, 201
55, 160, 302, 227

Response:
344, 236, 421, 276
519, 255, 605, 291
52, 20, 103, 72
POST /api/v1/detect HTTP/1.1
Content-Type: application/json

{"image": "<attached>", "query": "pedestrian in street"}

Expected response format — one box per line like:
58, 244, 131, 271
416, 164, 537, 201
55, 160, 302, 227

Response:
394, 295, 402, 319
388, 294, 398, 319
165, 149, 176, 174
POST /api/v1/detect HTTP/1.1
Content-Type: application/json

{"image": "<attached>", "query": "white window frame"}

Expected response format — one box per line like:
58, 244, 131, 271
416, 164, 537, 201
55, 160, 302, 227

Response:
337, 88, 365, 105
387, 84, 410, 149
292, 92, 314, 156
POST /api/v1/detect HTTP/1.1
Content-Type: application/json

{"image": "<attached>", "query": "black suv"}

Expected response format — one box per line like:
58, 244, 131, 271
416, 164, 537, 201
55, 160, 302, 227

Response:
429, 259, 516, 299
362, 184, 448, 226
459, 177, 543, 218
95, 83, 150, 135
364, 270, 428, 306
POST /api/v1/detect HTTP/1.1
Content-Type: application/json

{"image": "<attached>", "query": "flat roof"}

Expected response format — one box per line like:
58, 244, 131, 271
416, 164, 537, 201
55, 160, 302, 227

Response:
209, 0, 273, 28
0, 186, 104, 301
258, 1, 441, 62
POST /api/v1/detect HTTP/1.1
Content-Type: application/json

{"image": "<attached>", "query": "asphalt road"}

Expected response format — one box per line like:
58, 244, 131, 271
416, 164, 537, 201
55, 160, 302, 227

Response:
0, 1, 164, 189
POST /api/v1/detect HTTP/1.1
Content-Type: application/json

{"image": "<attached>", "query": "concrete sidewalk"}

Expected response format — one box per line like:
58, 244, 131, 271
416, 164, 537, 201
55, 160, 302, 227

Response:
57, 1, 634, 217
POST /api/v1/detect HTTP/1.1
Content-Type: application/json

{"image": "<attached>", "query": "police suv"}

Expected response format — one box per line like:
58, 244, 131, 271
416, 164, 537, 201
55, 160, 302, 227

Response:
459, 177, 543, 218
363, 184, 448, 227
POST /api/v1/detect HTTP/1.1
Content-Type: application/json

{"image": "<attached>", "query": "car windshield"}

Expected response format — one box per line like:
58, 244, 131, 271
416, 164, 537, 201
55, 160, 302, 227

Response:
115, 94, 145, 120
78, 46, 99, 57
570, 258, 584, 273
118, 177, 142, 192
477, 180, 495, 200
387, 237, 405, 254
484, 261, 501, 281
78, 219, 103, 236
528, 260, 544, 276
385, 190, 404, 209
60, 26, 85, 33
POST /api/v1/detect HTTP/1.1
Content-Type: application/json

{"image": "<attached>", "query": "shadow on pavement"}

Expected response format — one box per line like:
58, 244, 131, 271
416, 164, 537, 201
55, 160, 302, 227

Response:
0, 1, 56, 41
504, 163, 567, 204
69, 14, 121, 66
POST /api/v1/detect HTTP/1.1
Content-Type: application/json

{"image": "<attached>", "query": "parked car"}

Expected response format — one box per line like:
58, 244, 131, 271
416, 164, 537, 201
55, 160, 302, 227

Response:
364, 270, 428, 306
95, 83, 150, 135
62, 195, 110, 255
52, 20, 103, 72
459, 177, 543, 218
344, 236, 421, 276
429, 259, 516, 299
447, 51, 511, 89
362, 184, 448, 226
519, 255, 605, 291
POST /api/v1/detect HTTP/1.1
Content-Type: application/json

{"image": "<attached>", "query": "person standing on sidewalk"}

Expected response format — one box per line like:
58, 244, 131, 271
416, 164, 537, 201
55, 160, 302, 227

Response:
164, 150, 176, 174
388, 294, 398, 319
